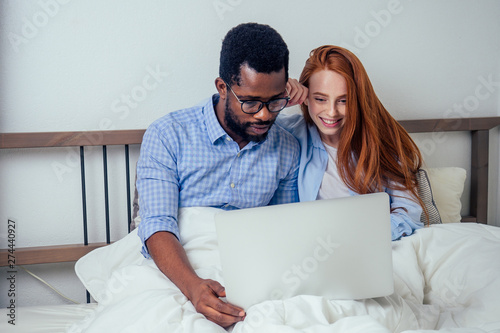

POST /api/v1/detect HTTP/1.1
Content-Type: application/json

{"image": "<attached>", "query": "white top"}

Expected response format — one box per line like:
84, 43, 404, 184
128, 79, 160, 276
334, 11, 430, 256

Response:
316, 144, 351, 200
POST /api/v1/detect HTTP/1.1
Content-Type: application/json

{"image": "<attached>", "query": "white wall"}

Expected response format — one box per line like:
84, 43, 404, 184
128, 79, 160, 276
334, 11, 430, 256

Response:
1, 0, 499, 307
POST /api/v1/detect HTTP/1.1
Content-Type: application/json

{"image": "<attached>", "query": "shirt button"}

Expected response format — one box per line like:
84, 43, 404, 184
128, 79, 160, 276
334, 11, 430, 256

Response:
226, 137, 231, 141
237, 153, 240, 157
230, 183, 235, 188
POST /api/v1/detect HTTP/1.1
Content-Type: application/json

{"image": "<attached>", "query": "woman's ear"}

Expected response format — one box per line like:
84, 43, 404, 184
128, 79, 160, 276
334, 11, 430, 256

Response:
303, 97, 309, 106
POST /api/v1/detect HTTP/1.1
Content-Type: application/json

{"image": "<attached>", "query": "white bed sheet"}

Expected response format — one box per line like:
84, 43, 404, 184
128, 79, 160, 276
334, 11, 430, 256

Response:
72, 207, 500, 333
0, 303, 97, 333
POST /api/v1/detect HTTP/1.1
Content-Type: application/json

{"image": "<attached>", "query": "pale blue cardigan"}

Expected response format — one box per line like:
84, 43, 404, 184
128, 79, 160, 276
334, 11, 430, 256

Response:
276, 114, 423, 240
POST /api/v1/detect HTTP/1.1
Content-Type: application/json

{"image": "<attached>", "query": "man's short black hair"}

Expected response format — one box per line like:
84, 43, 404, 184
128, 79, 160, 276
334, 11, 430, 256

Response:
219, 23, 289, 86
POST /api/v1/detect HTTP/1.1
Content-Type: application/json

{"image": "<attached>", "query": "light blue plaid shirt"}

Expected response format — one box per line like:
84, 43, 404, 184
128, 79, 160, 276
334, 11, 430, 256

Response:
137, 95, 300, 257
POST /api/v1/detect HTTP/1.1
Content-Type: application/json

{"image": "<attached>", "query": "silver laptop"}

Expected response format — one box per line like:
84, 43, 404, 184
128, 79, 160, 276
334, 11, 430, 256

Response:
214, 192, 394, 309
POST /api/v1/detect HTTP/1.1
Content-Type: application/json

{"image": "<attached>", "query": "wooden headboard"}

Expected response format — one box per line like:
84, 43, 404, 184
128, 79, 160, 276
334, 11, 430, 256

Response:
400, 117, 500, 223
1, 116, 500, 267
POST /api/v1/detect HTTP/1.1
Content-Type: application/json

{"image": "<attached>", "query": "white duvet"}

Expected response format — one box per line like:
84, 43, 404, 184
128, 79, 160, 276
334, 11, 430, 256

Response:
72, 207, 500, 333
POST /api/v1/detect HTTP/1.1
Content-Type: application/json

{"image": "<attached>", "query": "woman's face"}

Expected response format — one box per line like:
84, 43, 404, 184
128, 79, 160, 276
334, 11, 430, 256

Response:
306, 69, 347, 148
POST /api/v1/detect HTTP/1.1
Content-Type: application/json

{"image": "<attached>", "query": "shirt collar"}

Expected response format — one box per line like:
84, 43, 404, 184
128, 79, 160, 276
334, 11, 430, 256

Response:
308, 122, 327, 151
204, 94, 228, 144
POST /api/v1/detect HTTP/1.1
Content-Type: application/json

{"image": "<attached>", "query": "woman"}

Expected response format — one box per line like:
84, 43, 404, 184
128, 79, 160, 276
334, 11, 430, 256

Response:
280, 45, 426, 240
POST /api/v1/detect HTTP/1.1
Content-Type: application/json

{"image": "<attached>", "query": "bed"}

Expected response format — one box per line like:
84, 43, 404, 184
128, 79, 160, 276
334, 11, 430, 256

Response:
1, 117, 500, 333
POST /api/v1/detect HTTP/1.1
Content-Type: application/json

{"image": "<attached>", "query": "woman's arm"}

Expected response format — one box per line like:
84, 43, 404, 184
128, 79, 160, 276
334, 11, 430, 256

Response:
385, 187, 424, 240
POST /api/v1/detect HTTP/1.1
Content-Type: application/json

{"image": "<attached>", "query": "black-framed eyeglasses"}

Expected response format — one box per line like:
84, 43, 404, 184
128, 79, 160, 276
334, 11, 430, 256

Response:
224, 81, 290, 114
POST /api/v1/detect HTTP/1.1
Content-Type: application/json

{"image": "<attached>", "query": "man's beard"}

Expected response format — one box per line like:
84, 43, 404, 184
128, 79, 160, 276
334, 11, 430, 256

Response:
224, 100, 274, 143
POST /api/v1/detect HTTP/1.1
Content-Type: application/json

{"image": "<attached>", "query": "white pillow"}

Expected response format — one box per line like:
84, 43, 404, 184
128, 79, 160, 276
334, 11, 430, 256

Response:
75, 228, 144, 302
422, 167, 466, 223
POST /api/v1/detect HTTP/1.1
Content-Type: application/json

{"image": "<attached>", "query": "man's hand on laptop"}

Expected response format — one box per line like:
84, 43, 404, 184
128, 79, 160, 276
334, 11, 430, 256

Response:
187, 278, 246, 328
146, 232, 245, 328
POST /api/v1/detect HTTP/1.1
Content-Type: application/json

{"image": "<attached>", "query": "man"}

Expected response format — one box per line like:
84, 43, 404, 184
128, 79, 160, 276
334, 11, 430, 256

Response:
137, 23, 307, 328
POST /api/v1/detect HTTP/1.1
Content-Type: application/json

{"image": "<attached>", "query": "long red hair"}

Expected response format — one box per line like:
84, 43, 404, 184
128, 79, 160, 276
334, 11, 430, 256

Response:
300, 45, 426, 217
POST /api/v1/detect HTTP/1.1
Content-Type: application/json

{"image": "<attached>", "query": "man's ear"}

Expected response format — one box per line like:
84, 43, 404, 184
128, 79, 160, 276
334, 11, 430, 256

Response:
215, 78, 227, 100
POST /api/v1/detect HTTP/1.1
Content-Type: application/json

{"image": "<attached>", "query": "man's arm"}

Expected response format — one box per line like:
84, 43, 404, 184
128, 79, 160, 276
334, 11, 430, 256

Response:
138, 124, 245, 328
146, 232, 245, 328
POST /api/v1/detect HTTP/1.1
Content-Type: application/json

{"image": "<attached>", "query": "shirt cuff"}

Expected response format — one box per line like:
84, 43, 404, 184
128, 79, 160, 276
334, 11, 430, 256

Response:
390, 212, 424, 241
138, 220, 180, 258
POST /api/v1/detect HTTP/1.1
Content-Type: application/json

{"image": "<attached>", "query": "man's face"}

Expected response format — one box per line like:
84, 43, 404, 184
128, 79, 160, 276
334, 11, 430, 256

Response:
220, 64, 287, 147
